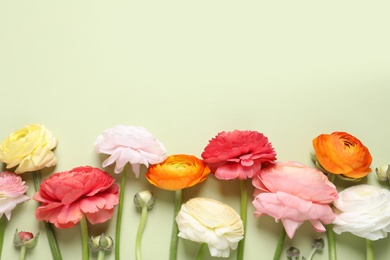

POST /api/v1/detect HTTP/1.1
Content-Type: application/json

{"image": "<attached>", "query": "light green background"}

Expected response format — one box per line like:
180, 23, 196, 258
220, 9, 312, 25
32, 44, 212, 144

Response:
1, 1, 390, 259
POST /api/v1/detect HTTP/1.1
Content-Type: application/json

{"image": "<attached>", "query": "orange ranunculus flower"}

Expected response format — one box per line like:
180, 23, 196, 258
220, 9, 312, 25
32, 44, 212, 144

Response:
312, 132, 372, 179
146, 154, 210, 191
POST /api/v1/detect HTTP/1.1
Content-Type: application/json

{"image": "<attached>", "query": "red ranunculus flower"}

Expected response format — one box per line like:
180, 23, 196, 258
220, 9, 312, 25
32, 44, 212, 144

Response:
201, 130, 277, 180
34, 166, 119, 228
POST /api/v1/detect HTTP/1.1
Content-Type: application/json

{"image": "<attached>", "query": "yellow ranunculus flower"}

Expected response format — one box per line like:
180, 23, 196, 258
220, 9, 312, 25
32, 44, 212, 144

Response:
0, 124, 57, 174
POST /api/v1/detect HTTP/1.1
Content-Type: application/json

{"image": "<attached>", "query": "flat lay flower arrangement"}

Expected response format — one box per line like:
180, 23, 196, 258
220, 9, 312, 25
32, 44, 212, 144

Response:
0, 124, 389, 260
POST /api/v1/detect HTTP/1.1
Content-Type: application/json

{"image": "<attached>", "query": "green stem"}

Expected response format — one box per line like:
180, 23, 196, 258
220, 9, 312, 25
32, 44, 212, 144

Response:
327, 173, 336, 183
307, 248, 317, 260
273, 226, 286, 260
136, 206, 148, 260
80, 216, 89, 260
32, 171, 63, 260
237, 180, 247, 260
169, 189, 182, 260
115, 164, 128, 260
97, 250, 106, 260
326, 224, 337, 260
19, 245, 27, 260
196, 243, 207, 260
0, 215, 5, 260
366, 239, 374, 260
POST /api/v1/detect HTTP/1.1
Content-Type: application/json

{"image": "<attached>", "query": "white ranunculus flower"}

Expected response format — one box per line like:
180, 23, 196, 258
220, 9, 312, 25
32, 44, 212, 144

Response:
332, 184, 390, 240
94, 125, 166, 176
175, 197, 244, 257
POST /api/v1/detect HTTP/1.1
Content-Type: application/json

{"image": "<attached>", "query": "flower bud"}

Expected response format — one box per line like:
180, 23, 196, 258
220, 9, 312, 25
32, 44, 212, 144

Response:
375, 164, 390, 182
286, 246, 300, 259
133, 190, 155, 209
89, 233, 114, 253
13, 229, 39, 248
312, 238, 324, 250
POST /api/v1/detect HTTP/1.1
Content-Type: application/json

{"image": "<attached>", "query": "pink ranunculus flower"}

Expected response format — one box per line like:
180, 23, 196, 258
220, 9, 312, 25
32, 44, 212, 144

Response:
252, 161, 338, 238
0, 171, 30, 220
34, 166, 119, 229
201, 130, 277, 180
95, 125, 167, 177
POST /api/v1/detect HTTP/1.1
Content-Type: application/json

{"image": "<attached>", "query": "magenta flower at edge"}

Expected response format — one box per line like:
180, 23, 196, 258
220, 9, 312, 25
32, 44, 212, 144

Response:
201, 130, 277, 180
95, 125, 167, 176
252, 161, 338, 238
34, 166, 119, 229
0, 171, 29, 220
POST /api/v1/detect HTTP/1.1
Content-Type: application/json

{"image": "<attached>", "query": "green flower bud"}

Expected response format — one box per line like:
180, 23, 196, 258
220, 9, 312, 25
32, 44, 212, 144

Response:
13, 229, 39, 248
133, 190, 155, 209
375, 164, 390, 182
89, 233, 114, 253
312, 238, 325, 250
286, 246, 300, 259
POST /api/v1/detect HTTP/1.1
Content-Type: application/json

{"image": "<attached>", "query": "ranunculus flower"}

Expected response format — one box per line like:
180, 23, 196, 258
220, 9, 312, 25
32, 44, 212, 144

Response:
312, 131, 372, 179
0, 171, 30, 220
252, 161, 338, 239
95, 125, 167, 176
146, 154, 210, 191
332, 184, 390, 240
34, 166, 119, 229
176, 197, 244, 257
201, 130, 276, 180
0, 124, 57, 174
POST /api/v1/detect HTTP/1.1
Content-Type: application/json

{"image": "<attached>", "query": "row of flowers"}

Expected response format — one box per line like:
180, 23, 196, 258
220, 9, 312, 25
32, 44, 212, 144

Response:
0, 124, 389, 260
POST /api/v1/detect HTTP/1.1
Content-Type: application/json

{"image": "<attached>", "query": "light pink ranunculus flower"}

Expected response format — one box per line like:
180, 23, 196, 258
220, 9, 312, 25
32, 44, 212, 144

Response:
95, 125, 167, 176
252, 161, 338, 238
0, 171, 30, 220
201, 130, 276, 180
332, 184, 390, 240
34, 166, 119, 228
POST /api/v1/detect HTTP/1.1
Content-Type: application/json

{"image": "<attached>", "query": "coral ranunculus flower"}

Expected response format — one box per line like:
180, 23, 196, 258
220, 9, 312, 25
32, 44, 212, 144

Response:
0, 124, 58, 174
252, 161, 338, 239
34, 166, 119, 228
201, 130, 276, 180
0, 171, 30, 220
312, 131, 372, 179
146, 154, 210, 191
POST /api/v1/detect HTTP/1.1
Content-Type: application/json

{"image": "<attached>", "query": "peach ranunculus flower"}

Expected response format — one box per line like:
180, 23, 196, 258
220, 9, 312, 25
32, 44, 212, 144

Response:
0, 124, 57, 174
34, 166, 119, 228
95, 125, 167, 176
146, 154, 210, 191
312, 131, 372, 179
332, 184, 390, 240
201, 130, 276, 180
176, 197, 244, 257
0, 171, 30, 220
252, 161, 338, 239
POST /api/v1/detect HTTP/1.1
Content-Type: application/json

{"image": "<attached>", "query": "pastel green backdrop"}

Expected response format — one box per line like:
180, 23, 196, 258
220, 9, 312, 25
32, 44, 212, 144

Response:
1, 1, 390, 259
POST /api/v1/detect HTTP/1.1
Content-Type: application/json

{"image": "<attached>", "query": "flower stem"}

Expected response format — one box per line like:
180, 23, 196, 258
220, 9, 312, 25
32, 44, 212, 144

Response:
169, 189, 182, 260
80, 216, 89, 260
307, 248, 317, 260
273, 226, 286, 260
366, 239, 374, 260
0, 215, 5, 260
237, 180, 247, 260
32, 171, 63, 260
196, 243, 207, 260
115, 164, 128, 260
97, 250, 106, 260
326, 224, 337, 260
19, 245, 26, 260
136, 205, 148, 260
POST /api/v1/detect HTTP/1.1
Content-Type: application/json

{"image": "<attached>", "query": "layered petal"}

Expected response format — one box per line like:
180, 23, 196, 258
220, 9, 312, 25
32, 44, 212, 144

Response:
95, 125, 166, 176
